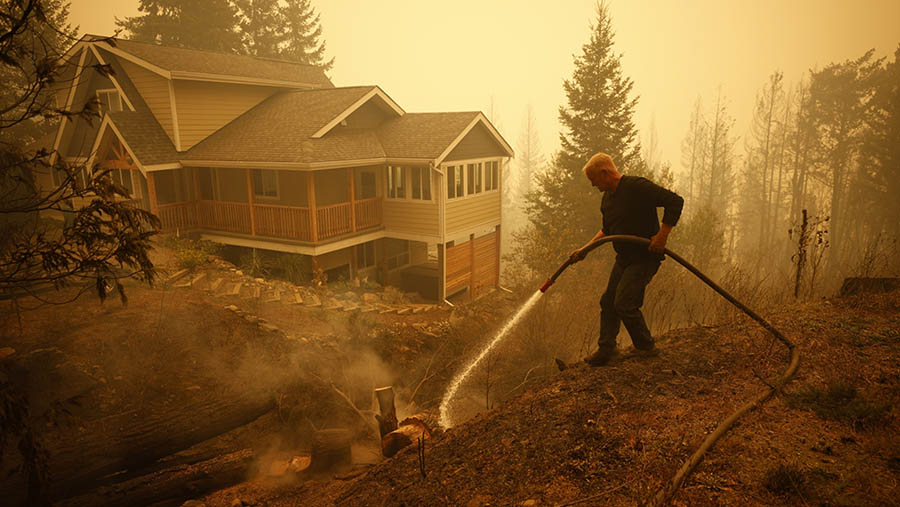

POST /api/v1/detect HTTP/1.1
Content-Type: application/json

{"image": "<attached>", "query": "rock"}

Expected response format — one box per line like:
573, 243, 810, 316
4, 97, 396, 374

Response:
362, 292, 378, 303
0, 347, 15, 359
181, 501, 206, 507
343, 291, 357, 300
521, 500, 538, 506
230, 498, 244, 507
224, 305, 238, 312
254, 277, 265, 283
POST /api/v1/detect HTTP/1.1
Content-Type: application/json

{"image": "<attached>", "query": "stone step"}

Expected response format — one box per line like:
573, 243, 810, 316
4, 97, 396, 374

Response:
306, 293, 321, 307
396, 307, 411, 315
225, 282, 242, 296
190, 273, 207, 287
208, 278, 224, 293
283, 292, 303, 304
166, 268, 189, 284
262, 290, 280, 303
241, 285, 261, 299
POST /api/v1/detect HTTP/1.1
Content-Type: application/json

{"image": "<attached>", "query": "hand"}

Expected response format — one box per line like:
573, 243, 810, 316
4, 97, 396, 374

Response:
648, 231, 668, 254
569, 248, 587, 263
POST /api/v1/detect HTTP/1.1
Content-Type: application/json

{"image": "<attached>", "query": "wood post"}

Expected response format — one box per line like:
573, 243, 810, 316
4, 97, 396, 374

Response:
469, 233, 475, 295
351, 244, 358, 280
146, 172, 159, 216
438, 242, 445, 301
348, 167, 356, 232
374, 386, 398, 438
495, 224, 501, 287
245, 169, 256, 236
308, 172, 318, 242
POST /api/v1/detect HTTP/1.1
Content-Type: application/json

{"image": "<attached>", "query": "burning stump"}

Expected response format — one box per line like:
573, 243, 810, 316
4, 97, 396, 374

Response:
375, 385, 436, 458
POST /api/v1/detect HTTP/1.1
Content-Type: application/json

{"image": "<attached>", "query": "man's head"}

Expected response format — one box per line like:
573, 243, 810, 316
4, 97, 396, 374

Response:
582, 152, 621, 192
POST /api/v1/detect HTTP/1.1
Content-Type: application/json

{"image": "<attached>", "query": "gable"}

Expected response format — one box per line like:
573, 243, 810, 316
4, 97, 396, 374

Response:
341, 100, 394, 129
443, 122, 511, 162
120, 58, 175, 144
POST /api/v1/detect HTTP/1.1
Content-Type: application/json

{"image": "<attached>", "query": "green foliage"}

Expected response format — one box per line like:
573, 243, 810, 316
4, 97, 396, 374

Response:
787, 382, 890, 429
163, 237, 221, 271
116, 0, 243, 53
517, 1, 642, 268
118, 0, 333, 69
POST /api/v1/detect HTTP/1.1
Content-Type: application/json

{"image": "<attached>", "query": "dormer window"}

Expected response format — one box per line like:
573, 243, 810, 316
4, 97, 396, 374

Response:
97, 89, 122, 114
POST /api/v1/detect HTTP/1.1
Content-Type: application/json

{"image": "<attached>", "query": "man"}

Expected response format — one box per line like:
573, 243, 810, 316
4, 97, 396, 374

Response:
570, 153, 683, 366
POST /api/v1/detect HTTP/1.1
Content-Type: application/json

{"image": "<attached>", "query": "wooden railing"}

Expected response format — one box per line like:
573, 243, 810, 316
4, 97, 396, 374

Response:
253, 203, 312, 241
316, 202, 353, 240
197, 200, 251, 234
157, 202, 198, 231
157, 198, 382, 241
354, 197, 382, 230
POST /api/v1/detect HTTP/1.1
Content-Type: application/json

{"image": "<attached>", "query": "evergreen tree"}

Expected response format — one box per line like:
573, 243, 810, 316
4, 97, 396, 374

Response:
235, 0, 283, 58
279, 0, 333, 70
116, 0, 242, 53
521, 1, 641, 264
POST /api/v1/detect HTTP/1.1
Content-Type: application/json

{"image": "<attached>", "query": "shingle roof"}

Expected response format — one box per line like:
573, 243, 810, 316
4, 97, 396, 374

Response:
107, 110, 179, 165
183, 87, 383, 163
93, 36, 333, 87
376, 112, 481, 159
182, 90, 498, 165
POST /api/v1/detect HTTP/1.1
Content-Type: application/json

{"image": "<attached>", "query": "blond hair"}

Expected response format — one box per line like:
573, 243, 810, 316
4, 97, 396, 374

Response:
582, 152, 617, 177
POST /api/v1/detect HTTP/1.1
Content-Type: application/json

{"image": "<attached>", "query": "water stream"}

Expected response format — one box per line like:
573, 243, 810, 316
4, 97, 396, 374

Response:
438, 290, 544, 428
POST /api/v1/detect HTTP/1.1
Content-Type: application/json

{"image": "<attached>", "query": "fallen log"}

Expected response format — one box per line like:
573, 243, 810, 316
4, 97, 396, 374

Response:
382, 414, 433, 458
32, 389, 273, 502
57, 448, 256, 507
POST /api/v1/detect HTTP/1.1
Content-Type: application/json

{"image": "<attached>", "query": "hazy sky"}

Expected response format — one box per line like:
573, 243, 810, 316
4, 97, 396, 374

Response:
69, 0, 900, 176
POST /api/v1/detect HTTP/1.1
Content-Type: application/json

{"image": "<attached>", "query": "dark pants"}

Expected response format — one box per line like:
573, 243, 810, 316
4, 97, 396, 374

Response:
598, 257, 661, 351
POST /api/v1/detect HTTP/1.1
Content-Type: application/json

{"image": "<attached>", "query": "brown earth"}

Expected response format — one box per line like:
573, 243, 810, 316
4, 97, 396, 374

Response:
3, 244, 898, 506
199, 289, 900, 506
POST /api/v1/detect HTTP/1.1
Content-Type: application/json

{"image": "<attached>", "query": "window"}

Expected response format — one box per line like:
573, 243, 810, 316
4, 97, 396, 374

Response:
387, 166, 407, 198
466, 163, 475, 195
384, 239, 410, 270
446, 165, 465, 199
96, 89, 122, 114
485, 160, 499, 191
411, 167, 431, 200
357, 241, 376, 269
475, 163, 483, 193
252, 169, 278, 198
110, 169, 140, 198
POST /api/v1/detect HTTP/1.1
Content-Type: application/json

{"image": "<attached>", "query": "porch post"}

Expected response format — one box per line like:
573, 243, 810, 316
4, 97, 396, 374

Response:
469, 233, 475, 295
348, 167, 356, 232
146, 172, 159, 216
351, 244, 358, 280
495, 224, 501, 287
308, 172, 318, 242
438, 242, 445, 301
245, 169, 256, 236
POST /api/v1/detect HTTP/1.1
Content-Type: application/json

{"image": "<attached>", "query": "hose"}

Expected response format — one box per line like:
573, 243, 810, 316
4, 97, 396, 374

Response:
540, 235, 800, 505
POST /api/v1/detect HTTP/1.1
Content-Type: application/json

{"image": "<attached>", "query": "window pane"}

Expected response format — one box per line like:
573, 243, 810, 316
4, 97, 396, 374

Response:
455, 168, 464, 197
398, 167, 407, 198
423, 169, 431, 200
412, 167, 421, 199
467, 164, 474, 195
492, 162, 499, 190
122, 170, 134, 194
475, 163, 483, 193
447, 166, 454, 198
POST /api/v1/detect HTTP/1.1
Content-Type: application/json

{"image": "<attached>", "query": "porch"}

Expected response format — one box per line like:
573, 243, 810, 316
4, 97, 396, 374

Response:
150, 166, 383, 243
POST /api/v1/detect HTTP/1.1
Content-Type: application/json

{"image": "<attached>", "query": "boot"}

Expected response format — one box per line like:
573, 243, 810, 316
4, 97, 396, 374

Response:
583, 347, 619, 366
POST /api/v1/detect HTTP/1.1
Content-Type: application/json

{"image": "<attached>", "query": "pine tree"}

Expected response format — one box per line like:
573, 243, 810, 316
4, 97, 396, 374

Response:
235, 0, 283, 58
279, 0, 333, 70
116, 0, 242, 53
521, 1, 641, 262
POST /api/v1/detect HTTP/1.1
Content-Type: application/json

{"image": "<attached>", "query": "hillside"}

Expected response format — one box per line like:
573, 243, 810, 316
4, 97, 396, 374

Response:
203, 288, 900, 506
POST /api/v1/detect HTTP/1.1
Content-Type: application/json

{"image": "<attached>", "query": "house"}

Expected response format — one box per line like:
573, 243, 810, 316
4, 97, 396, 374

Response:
45, 36, 514, 300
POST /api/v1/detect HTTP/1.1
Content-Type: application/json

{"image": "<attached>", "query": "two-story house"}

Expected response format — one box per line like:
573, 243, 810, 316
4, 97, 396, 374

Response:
45, 36, 513, 300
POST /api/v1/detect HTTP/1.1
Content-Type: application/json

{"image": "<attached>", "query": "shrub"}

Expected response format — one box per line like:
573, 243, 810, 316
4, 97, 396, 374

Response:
787, 381, 891, 429
763, 463, 808, 497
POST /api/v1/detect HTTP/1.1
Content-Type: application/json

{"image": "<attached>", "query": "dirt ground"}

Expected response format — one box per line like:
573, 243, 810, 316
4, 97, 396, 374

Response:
3, 244, 898, 506
199, 289, 900, 506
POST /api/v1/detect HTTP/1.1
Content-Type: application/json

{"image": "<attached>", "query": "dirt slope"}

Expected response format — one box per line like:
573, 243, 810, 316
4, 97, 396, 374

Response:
204, 289, 900, 506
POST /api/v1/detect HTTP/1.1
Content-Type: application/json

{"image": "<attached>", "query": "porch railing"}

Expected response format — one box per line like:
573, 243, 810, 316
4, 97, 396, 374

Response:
157, 202, 198, 231
254, 203, 312, 241
158, 197, 383, 241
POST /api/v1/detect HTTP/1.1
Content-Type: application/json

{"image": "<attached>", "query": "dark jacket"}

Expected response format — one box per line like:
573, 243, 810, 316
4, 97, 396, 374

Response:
601, 175, 684, 262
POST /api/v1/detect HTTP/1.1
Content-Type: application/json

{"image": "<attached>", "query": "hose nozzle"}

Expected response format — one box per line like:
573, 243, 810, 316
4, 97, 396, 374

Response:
539, 279, 553, 293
